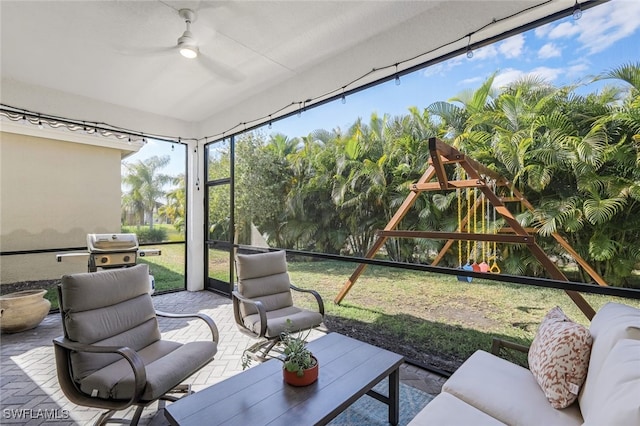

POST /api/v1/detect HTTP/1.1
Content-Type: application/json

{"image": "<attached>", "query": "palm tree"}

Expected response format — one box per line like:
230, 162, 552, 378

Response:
159, 174, 186, 233
122, 155, 172, 229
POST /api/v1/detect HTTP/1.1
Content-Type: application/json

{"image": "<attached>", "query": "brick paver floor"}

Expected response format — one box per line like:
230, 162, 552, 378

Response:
1, 290, 446, 425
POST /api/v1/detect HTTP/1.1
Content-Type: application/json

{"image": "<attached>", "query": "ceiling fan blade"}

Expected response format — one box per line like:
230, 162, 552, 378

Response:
115, 45, 177, 57
198, 53, 244, 83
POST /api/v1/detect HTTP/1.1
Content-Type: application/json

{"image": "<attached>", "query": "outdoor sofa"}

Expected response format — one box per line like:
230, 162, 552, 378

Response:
409, 302, 640, 425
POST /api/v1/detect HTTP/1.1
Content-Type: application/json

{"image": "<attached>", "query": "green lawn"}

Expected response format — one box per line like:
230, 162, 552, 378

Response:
137, 243, 186, 292
283, 258, 640, 370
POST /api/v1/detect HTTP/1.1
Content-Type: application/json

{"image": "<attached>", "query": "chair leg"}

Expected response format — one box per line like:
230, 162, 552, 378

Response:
243, 339, 282, 363
159, 383, 194, 409
95, 410, 117, 425
94, 402, 156, 426
95, 409, 132, 425
259, 339, 280, 359
129, 405, 145, 426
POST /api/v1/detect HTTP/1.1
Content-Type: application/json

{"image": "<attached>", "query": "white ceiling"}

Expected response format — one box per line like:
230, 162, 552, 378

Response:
0, 1, 606, 140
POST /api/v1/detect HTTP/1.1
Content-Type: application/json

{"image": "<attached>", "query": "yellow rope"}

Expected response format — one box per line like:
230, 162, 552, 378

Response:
457, 187, 462, 268
482, 193, 486, 262
473, 188, 478, 261
490, 180, 501, 273
466, 186, 471, 263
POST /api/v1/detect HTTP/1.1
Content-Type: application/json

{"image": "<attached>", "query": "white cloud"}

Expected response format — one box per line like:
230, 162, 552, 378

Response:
492, 67, 562, 90
534, 23, 552, 39
528, 66, 563, 82
538, 43, 562, 59
539, 0, 640, 55
492, 68, 525, 89
498, 34, 525, 59
470, 44, 498, 60
422, 56, 464, 78
548, 21, 581, 39
576, 0, 640, 54
459, 76, 483, 86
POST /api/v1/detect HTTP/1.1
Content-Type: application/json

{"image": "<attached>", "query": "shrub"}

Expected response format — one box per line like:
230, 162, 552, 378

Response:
121, 226, 167, 243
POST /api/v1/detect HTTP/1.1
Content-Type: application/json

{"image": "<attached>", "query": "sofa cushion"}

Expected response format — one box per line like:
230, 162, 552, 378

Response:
582, 339, 640, 426
579, 302, 640, 418
528, 306, 592, 408
443, 350, 583, 426
408, 392, 506, 426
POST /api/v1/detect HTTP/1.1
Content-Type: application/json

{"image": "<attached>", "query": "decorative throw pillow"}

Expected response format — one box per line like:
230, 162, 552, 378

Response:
528, 306, 593, 409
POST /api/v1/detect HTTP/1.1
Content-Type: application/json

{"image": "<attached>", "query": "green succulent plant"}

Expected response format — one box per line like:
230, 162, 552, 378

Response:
280, 325, 316, 377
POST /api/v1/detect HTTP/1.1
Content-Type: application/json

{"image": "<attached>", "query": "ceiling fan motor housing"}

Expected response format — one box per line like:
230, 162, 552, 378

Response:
177, 9, 198, 57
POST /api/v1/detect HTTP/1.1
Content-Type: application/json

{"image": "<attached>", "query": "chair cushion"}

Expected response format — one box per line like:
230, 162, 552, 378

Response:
80, 340, 217, 401
578, 302, 640, 418
581, 339, 640, 426
61, 264, 161, 381
243, 306, 323, 339
236, 251, 288, 281
408, 392, 506, 426
236, 251, 294, 316
61, 264, 151, 312
71, 316, 161, 381
527, 306, 592, 408
443, 350, 583, 426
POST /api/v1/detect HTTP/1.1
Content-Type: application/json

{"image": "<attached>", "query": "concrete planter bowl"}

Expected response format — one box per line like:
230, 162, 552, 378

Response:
0, 289, 51, 333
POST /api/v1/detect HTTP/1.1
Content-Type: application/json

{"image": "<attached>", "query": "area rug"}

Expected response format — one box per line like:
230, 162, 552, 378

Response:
328, 378, 433, 426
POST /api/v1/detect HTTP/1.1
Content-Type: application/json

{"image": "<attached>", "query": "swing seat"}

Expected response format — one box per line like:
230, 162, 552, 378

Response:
457, 264, 473, 282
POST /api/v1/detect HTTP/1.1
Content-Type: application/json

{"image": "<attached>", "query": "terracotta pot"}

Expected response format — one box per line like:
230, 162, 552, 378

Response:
0, 289, 51, 333
283, 356, 319, 386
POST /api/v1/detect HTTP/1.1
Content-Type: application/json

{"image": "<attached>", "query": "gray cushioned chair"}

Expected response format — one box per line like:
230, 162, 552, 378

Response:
233, 250, 325, 360
53, 264, 219, 425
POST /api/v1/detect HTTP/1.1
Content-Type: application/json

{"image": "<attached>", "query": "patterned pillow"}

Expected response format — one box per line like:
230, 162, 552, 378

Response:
528, 306, 593, 409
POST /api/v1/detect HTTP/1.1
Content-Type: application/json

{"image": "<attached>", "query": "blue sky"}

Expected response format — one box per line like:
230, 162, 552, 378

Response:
272, 0, 640, 138
128, 0, 640, 178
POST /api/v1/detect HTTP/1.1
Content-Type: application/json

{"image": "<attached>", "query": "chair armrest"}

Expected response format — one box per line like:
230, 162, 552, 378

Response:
232, 290, 268, 337
52, 337, 146, 405
156, 311, 220, 343
290, 284, 325, 316
491, 337, 530, 356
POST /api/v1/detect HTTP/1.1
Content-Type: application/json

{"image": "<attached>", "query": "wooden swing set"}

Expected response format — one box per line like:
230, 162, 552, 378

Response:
334, 138, 608, 320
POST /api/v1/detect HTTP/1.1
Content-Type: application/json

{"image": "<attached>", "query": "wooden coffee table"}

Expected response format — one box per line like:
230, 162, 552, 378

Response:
165, 332, 404, 426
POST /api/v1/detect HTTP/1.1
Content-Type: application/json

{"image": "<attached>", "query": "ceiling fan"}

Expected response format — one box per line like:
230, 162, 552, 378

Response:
121, 7, 243, 82
176, 8, 199, 59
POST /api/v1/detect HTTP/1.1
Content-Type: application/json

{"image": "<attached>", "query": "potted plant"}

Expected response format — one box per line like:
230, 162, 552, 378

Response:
280, 327, 319, 386
241, 320, 319, 386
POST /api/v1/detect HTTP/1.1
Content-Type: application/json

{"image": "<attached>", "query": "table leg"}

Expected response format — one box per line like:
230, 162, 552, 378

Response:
388, 367, 400, 425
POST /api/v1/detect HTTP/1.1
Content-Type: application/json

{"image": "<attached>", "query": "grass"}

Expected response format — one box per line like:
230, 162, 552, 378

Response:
136, 243, 185, 292
282, 258, 640, 371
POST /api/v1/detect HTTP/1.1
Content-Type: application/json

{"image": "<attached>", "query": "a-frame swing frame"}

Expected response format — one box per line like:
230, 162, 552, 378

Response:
335, 138, 607, 320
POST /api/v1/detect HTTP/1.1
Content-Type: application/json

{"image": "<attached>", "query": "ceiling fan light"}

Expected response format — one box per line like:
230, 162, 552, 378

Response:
177, 29, 198, 59
179, 44, 198, 59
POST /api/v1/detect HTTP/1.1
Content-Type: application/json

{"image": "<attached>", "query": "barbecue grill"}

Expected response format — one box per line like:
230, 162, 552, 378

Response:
56, 233, 161, 272
86, 233, 139, 272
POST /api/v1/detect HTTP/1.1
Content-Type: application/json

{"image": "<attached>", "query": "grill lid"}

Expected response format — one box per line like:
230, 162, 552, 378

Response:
87, 233, 139, 252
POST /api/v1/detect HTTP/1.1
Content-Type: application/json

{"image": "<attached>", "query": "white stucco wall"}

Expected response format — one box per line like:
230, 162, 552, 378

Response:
0, 130, 129, 283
